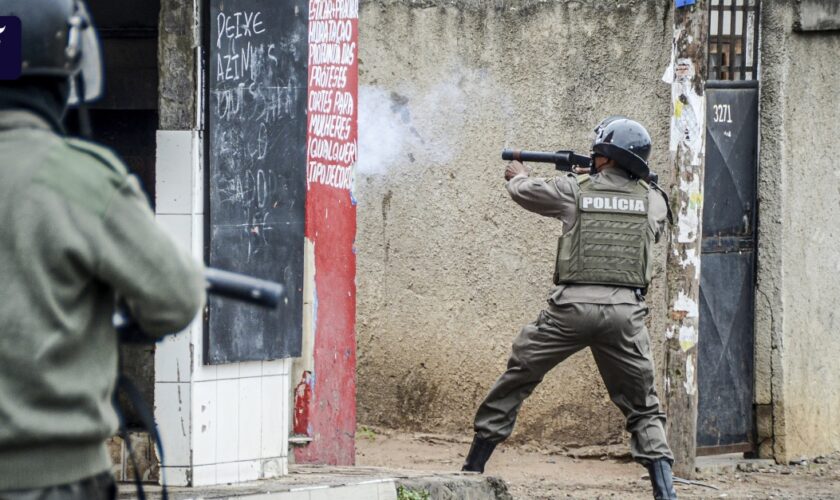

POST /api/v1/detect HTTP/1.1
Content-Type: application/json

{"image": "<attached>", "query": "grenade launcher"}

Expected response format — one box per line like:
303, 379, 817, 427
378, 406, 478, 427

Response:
502, 148, 592, 172
501, 148, 660, 185
115, 268, 285, 342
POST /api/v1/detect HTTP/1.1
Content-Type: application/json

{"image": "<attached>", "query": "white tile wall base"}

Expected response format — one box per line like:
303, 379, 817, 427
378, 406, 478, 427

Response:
156, 130, 198, 216
261, 375, 289, 458
155, 328, 192, 383
204, 481, 398, 500
261, 457, 288, 479
217, 461, 239, 484
160, 466, 191, 487
154, 382, 191, 467
155, 129, 292, 486
192, 380, 217, 466
156, 213, 193, 251
239, 460, 261, 483
192, 464, 216, 487
188, 458, 290, 487
217, 379, 240, 463
240, 361, 262, 378
239, 378, 262, 461
263, 359, 290, 376
192, 354, 218, 383
191, 374, 290, 483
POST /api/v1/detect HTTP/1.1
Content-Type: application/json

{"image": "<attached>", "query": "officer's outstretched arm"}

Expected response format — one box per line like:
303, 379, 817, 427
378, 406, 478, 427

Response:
505, 174, 577, 221
94, 176, 206, 338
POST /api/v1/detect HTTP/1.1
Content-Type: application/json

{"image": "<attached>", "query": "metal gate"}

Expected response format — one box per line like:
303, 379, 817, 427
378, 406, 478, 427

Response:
697, 80, 759, 455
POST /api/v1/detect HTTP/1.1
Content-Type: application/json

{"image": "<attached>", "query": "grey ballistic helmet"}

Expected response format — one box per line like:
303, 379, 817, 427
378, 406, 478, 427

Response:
2, 0, 103, 105
591, 116, 652, 180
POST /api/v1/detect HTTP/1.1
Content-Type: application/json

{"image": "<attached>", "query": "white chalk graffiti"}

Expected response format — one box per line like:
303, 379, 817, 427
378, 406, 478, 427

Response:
216, 11, 266, 49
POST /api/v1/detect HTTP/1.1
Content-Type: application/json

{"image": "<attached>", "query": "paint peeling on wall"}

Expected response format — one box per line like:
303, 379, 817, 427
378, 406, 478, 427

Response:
679, 248, 701, 279
663, 51, 705, 166
677, 178, 702, 243
663, 11, 707, 408
673, 290, 699, 319
679, 325, 698, 352
683, 354, 696, 395
293, 371, 313, 435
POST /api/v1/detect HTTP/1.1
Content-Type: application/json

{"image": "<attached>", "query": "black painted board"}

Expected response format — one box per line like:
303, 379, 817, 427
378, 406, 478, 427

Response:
207, 0, 308, 364
702, 87, 758, 239
697, 251, 756, 448
696, 86, 759, 449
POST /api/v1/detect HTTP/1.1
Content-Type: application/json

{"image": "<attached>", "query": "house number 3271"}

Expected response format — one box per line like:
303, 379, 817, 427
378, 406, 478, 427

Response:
713, 104, 733, 124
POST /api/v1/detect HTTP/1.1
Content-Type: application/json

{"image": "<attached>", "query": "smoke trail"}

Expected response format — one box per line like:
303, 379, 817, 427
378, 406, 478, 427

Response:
357, 67, 515, 177
356, 87, 402, 175
357, 80, 466, 176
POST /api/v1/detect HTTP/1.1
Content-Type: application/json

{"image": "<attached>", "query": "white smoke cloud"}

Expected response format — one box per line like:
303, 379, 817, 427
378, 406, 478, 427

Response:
356, 86, 410, 176
356, 64, 519, 180
357, 78, 467, 177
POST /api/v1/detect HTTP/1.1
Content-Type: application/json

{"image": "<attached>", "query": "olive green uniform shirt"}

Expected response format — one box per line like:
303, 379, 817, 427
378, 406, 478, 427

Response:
506, 168, 668, 304
0, 111, 205, 490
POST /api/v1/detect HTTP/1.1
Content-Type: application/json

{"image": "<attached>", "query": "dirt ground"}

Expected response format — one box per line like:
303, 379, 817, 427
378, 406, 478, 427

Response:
355, 427, 840, 499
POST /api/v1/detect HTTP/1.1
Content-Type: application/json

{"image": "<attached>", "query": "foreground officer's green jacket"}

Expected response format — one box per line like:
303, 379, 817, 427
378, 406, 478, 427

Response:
0, 111, 205, 490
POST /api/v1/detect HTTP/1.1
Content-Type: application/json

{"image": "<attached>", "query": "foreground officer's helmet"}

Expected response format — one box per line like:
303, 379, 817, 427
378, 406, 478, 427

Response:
2, 0, 103, 105
591, 117, 652, 180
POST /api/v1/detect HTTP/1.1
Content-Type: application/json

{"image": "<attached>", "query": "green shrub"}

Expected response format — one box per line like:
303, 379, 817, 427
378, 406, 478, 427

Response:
397, 485, 431, 500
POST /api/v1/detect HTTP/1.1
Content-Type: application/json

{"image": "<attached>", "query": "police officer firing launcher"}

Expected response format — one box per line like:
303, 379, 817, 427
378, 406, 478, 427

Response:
462, 117, 678, 500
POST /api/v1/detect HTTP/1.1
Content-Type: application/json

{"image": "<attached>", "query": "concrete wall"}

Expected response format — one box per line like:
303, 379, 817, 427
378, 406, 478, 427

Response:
757, 0, 840, 462
355, 0, 674, 445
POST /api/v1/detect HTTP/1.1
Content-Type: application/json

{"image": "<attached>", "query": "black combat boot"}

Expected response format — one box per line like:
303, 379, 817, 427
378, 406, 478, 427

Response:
647, 459, 677, 499
461, 435, 497, 473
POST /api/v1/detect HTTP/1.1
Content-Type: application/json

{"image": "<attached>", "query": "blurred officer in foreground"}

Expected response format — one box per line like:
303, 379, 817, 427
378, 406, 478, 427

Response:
0, 1, 205, 498
462, 117, 677, 500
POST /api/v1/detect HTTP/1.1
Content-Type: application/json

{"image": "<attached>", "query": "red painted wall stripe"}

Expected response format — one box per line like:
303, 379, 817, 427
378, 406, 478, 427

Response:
298, 0, 358, 465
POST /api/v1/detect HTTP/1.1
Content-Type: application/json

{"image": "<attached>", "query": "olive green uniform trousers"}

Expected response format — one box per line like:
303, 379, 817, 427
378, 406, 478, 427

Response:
473, 301, 674, 465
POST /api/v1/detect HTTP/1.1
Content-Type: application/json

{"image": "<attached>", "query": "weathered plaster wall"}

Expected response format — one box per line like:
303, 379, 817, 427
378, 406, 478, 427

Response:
754, 0, 790, 463
758, 0, 840, 462
158, 0, 197, 130
356, 0, 673, 444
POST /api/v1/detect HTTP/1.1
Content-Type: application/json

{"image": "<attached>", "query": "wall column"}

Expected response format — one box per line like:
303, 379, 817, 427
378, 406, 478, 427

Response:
662, 0, 708, 478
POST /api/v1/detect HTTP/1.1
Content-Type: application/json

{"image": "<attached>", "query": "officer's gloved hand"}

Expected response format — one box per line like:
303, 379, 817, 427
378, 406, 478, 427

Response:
504, 160, 529, 181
